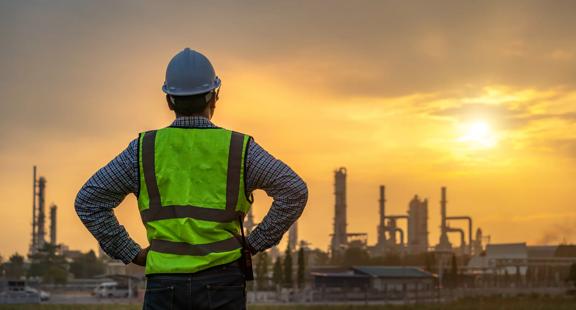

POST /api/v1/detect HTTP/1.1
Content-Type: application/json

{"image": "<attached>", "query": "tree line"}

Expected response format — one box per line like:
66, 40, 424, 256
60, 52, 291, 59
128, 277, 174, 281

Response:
0, 244, 106, 284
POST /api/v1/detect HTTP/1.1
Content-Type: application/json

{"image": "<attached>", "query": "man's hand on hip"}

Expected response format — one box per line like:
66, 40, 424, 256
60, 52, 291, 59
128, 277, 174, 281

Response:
132, 246, 149, 266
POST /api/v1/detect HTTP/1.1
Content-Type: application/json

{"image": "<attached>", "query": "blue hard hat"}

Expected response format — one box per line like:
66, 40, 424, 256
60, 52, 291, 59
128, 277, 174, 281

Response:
162, 48, 221, 96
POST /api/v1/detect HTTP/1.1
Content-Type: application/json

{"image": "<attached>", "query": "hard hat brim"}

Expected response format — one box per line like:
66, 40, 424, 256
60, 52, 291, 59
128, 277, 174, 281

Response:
162, 77, 221, 96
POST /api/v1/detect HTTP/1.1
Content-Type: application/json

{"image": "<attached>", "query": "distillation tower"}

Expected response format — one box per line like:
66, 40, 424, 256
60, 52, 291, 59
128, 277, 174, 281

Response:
375, 186, 388, 253
49, 204, 57, 245
436, 187, 453, 252
29, 166, 58, 255
407, 195, 429, 255
330, 167, 348, 257
29, 166, 47, 254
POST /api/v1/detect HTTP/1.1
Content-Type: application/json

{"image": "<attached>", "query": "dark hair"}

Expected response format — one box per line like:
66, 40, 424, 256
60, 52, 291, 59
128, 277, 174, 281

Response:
168, 92, 213, 116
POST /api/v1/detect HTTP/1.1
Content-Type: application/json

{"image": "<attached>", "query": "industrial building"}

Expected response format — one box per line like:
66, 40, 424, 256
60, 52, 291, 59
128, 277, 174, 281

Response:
329, 167, 485, 265
329, 167, 369, 259
370, 186, 430, 256
464, 243, 576, 287
311, 266, 437, 302
407, 195, 429, 255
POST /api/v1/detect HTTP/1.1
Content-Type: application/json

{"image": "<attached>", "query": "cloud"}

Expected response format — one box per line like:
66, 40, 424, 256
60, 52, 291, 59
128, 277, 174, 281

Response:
544, 138, 576, 157
431, 101, 576, 131
1, 1, 576, 153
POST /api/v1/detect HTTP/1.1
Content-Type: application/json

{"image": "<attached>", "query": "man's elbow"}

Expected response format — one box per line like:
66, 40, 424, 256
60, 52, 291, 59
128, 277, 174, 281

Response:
74, 186, 89, 219
293, 177, 309, 210
300, 181, 309, 205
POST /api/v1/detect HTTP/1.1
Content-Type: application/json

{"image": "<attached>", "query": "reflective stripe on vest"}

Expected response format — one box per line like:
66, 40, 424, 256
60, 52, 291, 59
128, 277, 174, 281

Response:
138, 128, 251, 273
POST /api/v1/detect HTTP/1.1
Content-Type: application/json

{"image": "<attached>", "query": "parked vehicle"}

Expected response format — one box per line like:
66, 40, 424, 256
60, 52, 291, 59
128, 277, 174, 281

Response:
0, 281, 40, 304
93, 281, 130, 298
25, 286, 50, 301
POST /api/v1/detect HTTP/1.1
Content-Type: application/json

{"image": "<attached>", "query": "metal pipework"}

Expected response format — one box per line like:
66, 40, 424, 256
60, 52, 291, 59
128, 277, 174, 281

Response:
446, 227, 465, 249
384, 216, 407, 246
446, 216, 473, 254
387, 227, 404, 246
384, 215, 408, 220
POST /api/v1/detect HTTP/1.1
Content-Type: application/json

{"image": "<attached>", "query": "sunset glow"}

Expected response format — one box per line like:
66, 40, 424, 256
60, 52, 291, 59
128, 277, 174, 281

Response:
458, 121, 498, 149
1, 1, 576, 259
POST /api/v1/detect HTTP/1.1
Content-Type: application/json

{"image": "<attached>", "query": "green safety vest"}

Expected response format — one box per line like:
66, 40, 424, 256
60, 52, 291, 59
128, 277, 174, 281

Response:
137, 127, 252, 274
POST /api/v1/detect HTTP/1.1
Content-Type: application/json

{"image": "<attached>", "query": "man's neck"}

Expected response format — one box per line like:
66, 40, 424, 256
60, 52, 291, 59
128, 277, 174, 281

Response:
175, 113, 210, 120
171, 115, 217, 128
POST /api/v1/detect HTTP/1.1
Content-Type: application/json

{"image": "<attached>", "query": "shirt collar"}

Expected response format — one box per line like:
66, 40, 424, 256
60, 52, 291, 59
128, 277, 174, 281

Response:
170, 116, 218, 128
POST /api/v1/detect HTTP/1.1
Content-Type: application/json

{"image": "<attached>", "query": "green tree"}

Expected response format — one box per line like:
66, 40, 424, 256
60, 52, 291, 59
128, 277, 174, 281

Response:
255, 251, 270, 290
272, 258, 283, 289
311, 249, 330, 266
28, 244, 69, 284
283, 246, 293, 288
70, 250, 106, 278
297, 247, 306, 289
5, 253, 25, 279
0, 253, 4, 277
343, 247, 370, 266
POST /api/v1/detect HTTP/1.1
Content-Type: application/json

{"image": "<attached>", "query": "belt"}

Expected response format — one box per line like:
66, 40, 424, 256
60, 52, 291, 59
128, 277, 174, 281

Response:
146, 259, 242, 278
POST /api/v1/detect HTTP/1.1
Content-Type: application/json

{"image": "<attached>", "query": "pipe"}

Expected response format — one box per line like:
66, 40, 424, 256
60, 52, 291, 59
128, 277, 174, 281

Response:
384, 215, 408, 246
447, 216, 473, 254
384, 215, 408, 220
447, 227, 465, 249
388, 227, 404, 246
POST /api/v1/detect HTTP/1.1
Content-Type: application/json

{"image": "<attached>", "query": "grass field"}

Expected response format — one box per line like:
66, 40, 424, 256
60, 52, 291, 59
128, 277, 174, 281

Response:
1, 297, 576, 310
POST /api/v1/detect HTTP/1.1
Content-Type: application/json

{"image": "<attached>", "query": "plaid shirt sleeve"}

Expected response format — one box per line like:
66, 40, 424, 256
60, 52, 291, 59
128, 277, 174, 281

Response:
244, 139, 308, 253
74, 139, 141, 264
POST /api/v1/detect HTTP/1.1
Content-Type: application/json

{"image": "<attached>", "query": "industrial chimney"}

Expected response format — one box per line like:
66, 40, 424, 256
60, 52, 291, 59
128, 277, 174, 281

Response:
377, 185, 387, 248
288, 221, 298, 251
49, 204, 57, 245
330, 167, 348, 257
436, 186, 452, 251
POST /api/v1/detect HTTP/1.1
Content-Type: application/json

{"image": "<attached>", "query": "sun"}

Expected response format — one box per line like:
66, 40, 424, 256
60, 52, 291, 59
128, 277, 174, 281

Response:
457, 120, 498, 149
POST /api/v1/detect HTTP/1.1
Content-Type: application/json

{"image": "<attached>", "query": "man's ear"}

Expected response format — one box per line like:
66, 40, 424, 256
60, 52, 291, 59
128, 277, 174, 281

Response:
210, 96, 217, 109
207, 90, 217, 109
166, 95, 175, 111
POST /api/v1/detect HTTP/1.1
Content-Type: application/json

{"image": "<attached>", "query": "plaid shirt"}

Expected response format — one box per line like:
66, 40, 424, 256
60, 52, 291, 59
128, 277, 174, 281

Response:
75, 116, 308, 264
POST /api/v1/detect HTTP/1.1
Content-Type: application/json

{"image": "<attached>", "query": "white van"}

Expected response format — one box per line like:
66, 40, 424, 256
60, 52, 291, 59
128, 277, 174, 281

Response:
93, 282, 130, 298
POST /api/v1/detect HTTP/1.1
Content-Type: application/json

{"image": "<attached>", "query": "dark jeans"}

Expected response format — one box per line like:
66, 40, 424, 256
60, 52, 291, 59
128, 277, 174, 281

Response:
143, 261, 246, 310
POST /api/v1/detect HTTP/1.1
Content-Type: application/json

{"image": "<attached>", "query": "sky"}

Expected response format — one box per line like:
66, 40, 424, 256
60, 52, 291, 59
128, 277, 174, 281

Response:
1, 0, 576, 258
